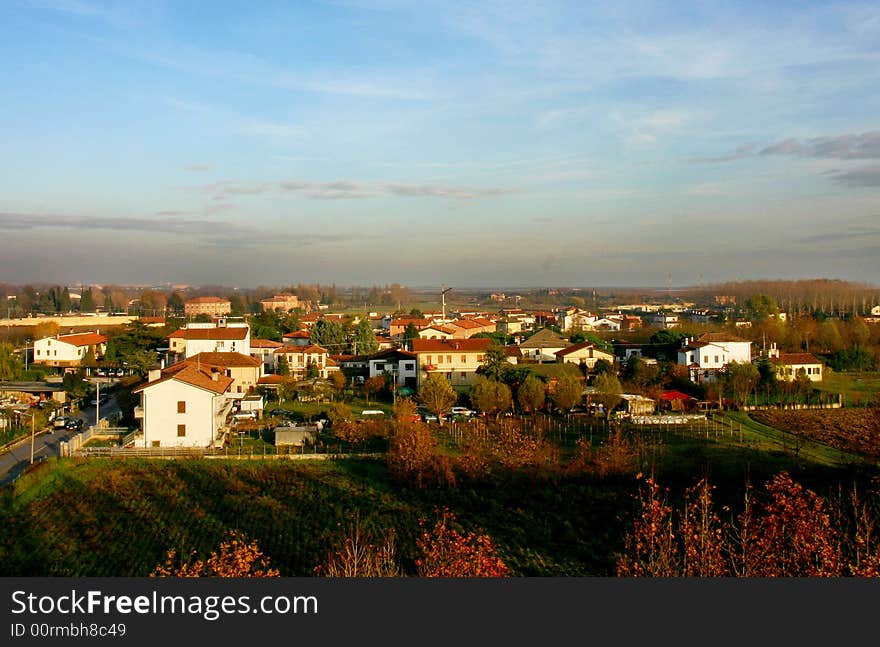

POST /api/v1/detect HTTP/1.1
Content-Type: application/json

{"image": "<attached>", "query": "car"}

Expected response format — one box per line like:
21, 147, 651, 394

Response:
64, 418, 84, 431
450, 407, 475, 417
232, 410, 258, 421
53, 417, 68, 429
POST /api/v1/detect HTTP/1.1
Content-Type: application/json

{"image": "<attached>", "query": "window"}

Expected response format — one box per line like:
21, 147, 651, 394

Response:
177, 424, 186, 437
477, 355, 484, 362
152, 441, 160, 448
461, 355, 466, 363
36, 349, 40, 356
447, 355, 452, 364
703, 356, 708, 363
714, 356, 719, 363
426, 356, 432, 364
225, 369, 232, 377
177, 401, 186, 414
437, 356, 443, 364
460, 372, 466, 378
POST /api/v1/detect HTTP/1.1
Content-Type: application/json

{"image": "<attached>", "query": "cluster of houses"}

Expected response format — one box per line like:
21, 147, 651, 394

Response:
15, 299, 831, 449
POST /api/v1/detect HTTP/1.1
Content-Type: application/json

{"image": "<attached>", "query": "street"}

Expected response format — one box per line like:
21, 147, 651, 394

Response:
0, 392, 119, 488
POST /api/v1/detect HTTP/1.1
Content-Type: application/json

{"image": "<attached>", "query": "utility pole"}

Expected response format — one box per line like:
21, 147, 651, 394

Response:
29, 413, 36, 464
441, 286, 453, 321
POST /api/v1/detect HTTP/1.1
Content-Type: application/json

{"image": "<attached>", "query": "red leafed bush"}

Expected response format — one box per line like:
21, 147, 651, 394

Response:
415, 509, 510, 577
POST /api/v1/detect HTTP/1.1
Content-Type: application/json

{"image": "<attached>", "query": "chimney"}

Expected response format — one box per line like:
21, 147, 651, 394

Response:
148, 368, 161, 382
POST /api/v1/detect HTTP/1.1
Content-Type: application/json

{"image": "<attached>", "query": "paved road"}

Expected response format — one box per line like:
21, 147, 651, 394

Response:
0, 391, 120, 488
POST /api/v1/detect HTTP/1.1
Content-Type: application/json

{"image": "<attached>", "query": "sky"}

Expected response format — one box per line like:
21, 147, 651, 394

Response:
1, 0, 879, 289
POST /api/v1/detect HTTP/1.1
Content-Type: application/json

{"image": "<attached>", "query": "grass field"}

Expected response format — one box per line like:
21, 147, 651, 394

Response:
4, 405, 877, 577
815, 370, 880, 406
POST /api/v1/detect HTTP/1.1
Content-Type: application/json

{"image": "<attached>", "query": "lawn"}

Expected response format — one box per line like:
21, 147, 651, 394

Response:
814, 370, 880, 406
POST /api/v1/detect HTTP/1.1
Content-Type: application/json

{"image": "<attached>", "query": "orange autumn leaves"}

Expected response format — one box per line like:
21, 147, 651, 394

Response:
617, 473, 880, 577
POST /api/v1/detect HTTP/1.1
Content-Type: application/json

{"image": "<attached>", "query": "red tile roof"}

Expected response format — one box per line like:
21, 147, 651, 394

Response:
134, 365, 233, 395
167, 327, 249, 341
697, 332, 749, 343
250, 338, 283, 348
555, 342, 612, 357
57, 332, 107, 347
771, 353, 823, 366
411, 338, 493, 353
184, 352, 261, 368
275, 344, 329, 354
185, 296, 230, 304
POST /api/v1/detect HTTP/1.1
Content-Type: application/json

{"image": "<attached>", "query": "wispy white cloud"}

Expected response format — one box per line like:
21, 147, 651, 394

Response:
203, 179, 515, 201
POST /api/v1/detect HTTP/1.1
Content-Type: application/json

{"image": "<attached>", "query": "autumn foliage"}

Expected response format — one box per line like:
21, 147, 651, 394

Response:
416, 509, 510, 577
617, 472, 880, 577
151, 530, 280, 577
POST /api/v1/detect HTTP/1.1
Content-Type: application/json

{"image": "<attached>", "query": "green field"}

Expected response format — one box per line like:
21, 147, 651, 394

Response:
815, 370, 880, 406
3, 407, 876, 577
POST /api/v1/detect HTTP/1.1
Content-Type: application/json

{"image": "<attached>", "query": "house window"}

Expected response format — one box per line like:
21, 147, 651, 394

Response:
703, 356, 708, 363
226, 370, 232, 377
437, 356, 443, 364
714, 356, 719, 363
460, 372, 466, 378
690, 354, 695, 362
177, 401, 186, 414
426, 356, 432, 364
36, 350, 40, 356
447, 355, 452, 364
376, 363, 385, 372
152, 441, 160, 448
461, 355, 466, 363
477, 355, 484, 362
177, 424, 186, 437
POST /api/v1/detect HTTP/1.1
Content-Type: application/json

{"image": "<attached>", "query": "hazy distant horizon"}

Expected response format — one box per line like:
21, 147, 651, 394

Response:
2, 2, 878, 287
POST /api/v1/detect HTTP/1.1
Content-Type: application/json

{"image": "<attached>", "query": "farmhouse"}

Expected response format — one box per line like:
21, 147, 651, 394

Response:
677, 333, 752, 383
518, 328, 568, 363
167, 321, 251, 358
32, 332, 107, 368
767, 344, 824, 382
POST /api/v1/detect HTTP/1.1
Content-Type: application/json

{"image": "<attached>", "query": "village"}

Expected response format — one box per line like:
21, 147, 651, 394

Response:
2, 284, 873, 457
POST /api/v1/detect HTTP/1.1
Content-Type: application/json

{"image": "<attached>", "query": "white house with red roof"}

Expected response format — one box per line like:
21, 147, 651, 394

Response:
249, 338, 282, 373
33, 331, 107, 367
410, 338, 493, 390
180, 352, 263, 397
167, 321, 250, 358
767, 344, 824, 382
367, 348, 419, 388
132, 365, 235, 448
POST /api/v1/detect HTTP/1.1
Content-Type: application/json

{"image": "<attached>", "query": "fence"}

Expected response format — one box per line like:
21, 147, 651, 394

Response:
75, 445, 382, 460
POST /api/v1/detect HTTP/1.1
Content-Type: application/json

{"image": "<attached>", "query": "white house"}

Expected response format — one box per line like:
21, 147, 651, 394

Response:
249, 338, 282, 372
367, 348, 419, 389
132, 365, 234, 448
273, 344, 332, 379
33, 332, 107, 368
418, 325, 455, 340
677, 333, 753, 383
167, 321, 250, 359
767, 344, 824, 382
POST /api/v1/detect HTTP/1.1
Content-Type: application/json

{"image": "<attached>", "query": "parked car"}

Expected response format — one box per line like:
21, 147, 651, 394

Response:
450, 407, 475, 418
64, 418, 84, 431
53, 417, 68, 429
232, 410, 258, 421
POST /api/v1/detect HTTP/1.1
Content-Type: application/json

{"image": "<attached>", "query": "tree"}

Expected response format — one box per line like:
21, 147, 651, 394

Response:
724, 361, 759, 408
330, 370, 347, 400
79, 288, 96, 313
152, 530, 279, 577
305, 362, 319, 379
551, 374, 582, 412
418, 373, 457, 423
362, 375, 385, 404
0, 343, 24, 381
592, 372, 623, 421
353, 319, 379, 355
620, 356, 659, 393
517, 375, 546, 414
310, 319, 346, 351
593, 358, 614, 375
478, 344, 509, 382
387, 398, 441, 488
416, 509, 509, 577
404, 323, 420, 341
745, 293, 779, 323
469, 376, 512, 418
277, 355, 290, 376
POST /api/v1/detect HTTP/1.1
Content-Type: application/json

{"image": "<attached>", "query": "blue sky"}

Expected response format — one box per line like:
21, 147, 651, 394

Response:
1, 0, 878, 288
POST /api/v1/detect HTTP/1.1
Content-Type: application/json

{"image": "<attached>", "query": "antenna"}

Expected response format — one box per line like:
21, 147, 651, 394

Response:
441, 285, 453, 321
